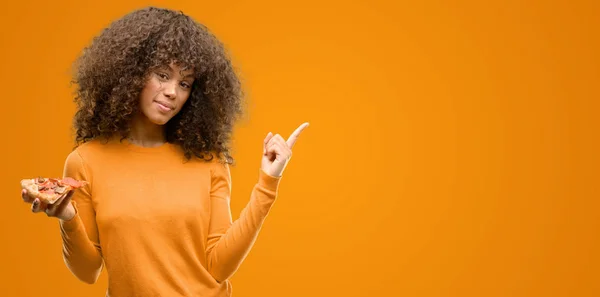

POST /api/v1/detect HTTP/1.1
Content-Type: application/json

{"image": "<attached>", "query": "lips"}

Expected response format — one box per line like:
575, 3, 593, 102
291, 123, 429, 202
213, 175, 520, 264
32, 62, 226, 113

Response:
154, 101, 174, 111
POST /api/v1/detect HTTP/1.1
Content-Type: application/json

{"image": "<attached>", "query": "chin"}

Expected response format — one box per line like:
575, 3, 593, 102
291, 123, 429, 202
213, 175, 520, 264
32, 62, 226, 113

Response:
149, 116, 171, 126
143, 112, 172, 126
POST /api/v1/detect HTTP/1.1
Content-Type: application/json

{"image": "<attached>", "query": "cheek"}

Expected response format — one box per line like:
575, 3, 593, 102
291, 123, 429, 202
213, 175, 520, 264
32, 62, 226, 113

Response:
140, 80, 160, 104
175, 92, 192, 110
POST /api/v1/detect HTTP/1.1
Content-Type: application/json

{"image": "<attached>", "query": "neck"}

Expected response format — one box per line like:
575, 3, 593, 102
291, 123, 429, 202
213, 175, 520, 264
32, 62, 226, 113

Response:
127, 113, 166, 147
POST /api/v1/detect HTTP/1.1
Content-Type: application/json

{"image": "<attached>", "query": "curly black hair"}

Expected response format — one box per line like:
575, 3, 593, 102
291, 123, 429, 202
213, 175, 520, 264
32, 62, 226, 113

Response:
70, 6, 244, 164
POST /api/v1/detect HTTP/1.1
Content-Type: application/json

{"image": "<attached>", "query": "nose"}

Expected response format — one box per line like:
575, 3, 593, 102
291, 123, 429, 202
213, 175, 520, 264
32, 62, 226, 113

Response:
163, 81, 176, 99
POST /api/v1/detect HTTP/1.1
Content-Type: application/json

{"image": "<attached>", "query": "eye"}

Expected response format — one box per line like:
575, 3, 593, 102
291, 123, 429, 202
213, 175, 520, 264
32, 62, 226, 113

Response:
180, 81, 192, 89
156, 72, 169, 80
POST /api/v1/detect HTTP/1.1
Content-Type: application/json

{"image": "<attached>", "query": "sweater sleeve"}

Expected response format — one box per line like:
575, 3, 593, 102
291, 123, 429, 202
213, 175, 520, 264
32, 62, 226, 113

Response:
58, 149, 104, 284
206, 161, 281, 283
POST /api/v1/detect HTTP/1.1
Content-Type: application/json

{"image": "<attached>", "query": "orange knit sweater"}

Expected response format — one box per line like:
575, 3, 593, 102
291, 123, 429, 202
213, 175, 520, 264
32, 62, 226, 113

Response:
58, 137, 281, 296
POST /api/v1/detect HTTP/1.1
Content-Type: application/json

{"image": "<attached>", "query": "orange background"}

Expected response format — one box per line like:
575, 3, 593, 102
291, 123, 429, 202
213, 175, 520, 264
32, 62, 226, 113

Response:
1, 0, 598, 296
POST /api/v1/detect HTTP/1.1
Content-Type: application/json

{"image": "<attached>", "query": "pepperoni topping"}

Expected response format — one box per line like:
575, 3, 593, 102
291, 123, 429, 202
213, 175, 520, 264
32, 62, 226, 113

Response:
33, 177, 85, 190
61, 177, 85, 188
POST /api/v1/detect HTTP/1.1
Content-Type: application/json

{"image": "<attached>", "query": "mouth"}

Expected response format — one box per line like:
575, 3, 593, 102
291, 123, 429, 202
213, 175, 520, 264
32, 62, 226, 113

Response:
154, 101, 174, 112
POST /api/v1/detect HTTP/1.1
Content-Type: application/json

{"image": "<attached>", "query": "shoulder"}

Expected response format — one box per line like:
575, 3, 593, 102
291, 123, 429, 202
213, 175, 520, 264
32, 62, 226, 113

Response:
205, 152, 231, 179
64, 137, 118, 167
75, 137, 114, 154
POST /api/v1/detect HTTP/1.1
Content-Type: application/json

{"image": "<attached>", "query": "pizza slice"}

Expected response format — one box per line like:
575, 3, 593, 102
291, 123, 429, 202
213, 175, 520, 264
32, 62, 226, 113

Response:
20, 177, 87, 204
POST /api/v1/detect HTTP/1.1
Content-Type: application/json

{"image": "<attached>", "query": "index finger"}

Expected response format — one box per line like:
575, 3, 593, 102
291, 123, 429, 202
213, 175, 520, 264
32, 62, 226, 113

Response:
22, 189, 34, 203
286, 122, 309, 148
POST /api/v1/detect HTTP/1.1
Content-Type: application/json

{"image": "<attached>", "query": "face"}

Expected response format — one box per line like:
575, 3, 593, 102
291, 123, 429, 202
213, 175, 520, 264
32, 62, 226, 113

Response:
138, 62, 195, 126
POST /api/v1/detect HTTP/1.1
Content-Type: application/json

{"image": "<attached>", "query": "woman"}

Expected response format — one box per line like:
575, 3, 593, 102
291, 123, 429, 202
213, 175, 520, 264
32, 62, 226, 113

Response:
20, 6, 308, 297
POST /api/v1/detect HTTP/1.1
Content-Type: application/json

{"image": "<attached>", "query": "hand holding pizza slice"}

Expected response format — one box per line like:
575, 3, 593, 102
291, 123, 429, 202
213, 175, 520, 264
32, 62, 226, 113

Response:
20, 177, 86, 220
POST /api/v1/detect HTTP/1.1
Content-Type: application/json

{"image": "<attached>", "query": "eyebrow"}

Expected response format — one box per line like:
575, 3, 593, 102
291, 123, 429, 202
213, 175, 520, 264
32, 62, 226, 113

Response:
165, 64, 195, 79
